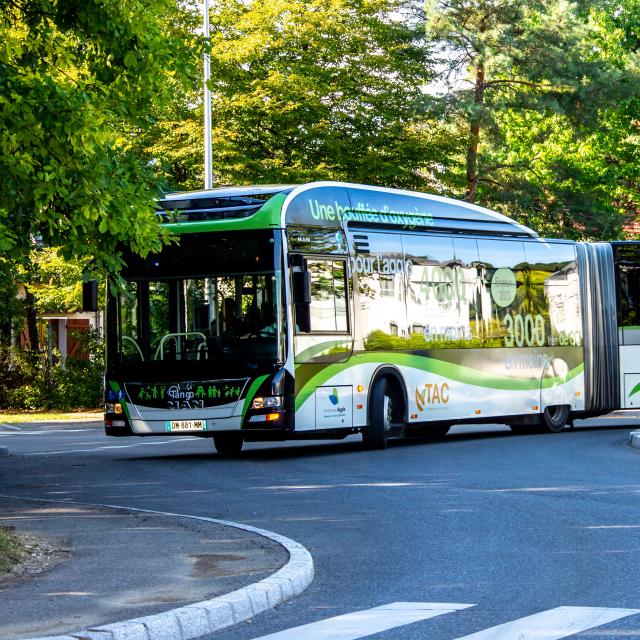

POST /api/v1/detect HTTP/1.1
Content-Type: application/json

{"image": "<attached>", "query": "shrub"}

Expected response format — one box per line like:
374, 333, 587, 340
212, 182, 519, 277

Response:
0, 328, 103, 410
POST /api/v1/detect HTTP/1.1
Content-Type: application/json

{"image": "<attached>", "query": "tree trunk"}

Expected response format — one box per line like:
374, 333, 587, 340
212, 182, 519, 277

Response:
24, 287, 39, 353
465, 15, 487, 203
465, 63, 485, 203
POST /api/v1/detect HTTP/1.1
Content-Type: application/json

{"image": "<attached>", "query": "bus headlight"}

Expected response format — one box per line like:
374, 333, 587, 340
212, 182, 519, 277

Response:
252, 396, 282, 410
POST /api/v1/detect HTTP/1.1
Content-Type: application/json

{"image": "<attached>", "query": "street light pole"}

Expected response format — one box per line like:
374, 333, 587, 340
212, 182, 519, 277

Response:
203, 0, 213, 189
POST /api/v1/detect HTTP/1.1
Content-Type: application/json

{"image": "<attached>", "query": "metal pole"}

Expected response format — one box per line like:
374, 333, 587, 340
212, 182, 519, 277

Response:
203, 0, 213, 189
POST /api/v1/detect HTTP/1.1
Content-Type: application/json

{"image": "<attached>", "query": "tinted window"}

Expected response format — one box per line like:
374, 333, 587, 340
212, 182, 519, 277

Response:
306, 260, 348, 333
615, 243, 640, 345
349, 232, 406, 349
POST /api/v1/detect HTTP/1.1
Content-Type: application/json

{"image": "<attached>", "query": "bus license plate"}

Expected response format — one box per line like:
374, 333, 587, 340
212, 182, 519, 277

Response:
167, 419, 206, 432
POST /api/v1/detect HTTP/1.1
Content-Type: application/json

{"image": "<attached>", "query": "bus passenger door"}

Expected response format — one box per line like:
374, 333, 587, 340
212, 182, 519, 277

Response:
614, 243, 640, 409
292, 255, 354, 430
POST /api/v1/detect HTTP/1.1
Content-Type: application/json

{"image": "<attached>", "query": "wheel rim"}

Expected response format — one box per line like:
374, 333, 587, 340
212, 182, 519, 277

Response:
383, 394, 392, 432
547, 406, 562, 421
544, 405, 568, 432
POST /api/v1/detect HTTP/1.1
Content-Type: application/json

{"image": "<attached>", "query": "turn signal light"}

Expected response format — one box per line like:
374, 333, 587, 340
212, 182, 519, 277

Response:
265, 413, 280, 422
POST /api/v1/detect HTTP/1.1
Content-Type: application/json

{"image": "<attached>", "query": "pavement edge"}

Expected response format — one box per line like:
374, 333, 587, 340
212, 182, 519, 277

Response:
20, 502, 315, 640
628, 430, 640, 449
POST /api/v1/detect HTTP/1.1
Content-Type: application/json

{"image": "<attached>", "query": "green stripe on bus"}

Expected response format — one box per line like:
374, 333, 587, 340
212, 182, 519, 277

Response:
109, 380, 131, 419
295, 339, 351, 363
163, 193, 286, 234
294, 352, 584, 412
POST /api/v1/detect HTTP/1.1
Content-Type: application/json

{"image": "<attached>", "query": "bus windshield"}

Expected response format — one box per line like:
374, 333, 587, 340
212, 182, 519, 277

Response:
109, 230, 284, 374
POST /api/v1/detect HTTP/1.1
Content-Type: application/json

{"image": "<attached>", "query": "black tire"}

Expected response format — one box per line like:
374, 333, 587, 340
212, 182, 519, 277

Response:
363, 378, 393, 450
213, 432, 243, 454
542, 405, 570, 433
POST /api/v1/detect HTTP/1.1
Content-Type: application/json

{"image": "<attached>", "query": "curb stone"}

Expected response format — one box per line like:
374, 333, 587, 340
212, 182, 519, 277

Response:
628, 430, 640, 449
15, 502, 314, 640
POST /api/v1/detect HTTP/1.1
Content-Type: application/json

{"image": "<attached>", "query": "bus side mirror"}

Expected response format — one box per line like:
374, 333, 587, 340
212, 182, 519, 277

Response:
82, 280, 98, 312
292, 271, 311, 305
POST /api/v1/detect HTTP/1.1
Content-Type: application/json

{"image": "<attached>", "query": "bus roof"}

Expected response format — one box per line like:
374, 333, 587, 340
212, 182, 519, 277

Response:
158, 181, 538, 238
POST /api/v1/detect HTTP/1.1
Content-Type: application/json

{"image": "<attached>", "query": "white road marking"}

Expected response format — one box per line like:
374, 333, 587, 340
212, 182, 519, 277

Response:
585, 525, 640, 529
22, 438, 201, 455
0, 423, 21, 430
249, 605, 640, 640
249, 602, 474, 640
0, 428, 94, 436
453, 606, 640, 640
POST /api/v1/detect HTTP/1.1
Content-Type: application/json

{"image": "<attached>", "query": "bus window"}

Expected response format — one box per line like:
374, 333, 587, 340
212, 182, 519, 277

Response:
524, 242, 581, 347
354, 232, 406, 348
118, 282, 142, 361
403, 234, 460, 348
614, 243, 640, 345
113, 230, 283, 366
476, 239, 526, 347
305, 259, 348, 333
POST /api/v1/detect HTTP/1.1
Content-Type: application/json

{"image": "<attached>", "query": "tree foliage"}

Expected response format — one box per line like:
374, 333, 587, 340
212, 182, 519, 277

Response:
3, 0, 640, 270
207, 0, 438, 189
0, 0, 201, 272
425, 0, 640, 237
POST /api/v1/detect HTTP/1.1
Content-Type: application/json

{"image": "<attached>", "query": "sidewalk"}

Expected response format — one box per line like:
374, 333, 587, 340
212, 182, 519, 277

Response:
0, 497, 309, 640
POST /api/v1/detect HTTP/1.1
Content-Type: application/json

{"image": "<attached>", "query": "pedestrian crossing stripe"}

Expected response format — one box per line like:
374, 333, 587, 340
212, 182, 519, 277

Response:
250, 603, 474, 640
455, 606, 640, 640
250, 602, 640, 640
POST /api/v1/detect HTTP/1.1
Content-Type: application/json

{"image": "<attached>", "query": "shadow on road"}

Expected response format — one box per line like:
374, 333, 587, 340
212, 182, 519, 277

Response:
118, 419, 637, 464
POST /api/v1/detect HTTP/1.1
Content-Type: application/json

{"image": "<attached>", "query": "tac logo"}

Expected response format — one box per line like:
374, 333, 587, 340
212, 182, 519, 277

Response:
416, 382, 449, 411
329, 388, 339, 405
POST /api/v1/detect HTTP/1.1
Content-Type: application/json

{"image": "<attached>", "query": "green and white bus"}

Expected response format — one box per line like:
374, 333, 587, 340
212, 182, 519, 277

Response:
94, 181, 638, 452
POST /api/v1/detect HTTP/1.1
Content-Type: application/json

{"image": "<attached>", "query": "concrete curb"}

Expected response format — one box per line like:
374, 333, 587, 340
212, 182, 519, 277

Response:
628, 430, 640, 449
16, 502, 314, 640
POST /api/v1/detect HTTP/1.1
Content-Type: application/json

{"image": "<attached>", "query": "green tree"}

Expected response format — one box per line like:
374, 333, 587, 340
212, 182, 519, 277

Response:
207, 0, 437, 189
127, 1, 206, 192
0, 0, 201, 274
24, 247, 84, 315
425, 0, 640, 236
0, 257, 23, 343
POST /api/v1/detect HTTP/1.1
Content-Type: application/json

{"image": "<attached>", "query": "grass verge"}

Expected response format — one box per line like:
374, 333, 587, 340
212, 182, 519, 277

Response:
0, 410, 102, 424
0, 527, 27, 574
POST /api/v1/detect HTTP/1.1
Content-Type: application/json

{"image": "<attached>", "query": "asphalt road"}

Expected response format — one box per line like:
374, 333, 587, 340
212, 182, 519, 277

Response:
1, 417, 640, 640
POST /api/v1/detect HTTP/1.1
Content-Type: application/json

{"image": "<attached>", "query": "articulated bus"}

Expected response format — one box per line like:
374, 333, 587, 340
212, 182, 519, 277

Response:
91, 181, 640, 453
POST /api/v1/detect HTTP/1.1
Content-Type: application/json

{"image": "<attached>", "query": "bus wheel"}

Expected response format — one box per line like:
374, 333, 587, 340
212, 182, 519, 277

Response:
542, 405, 570, 433
363, 378, 393, 450
213, 433, 243, 454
